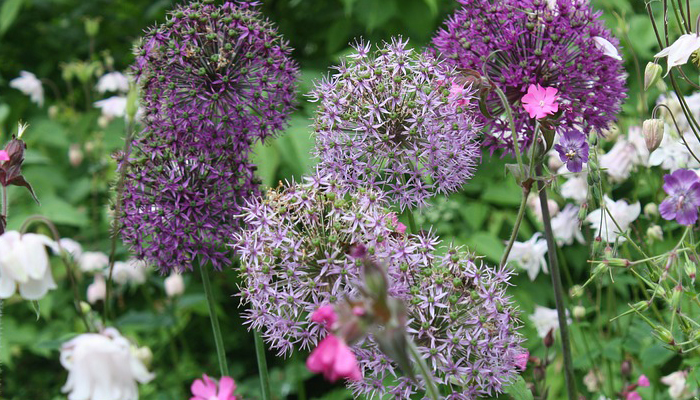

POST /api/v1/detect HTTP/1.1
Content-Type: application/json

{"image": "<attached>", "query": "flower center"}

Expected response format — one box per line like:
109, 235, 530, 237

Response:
565, 149, 577, 159
676, 194, 686, 210
539, 100, 545, 107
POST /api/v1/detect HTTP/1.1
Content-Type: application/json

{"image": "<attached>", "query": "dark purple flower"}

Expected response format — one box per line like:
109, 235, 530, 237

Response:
554, 130, 589, 172
433, 0, 627, 153
659, 169, 700, 225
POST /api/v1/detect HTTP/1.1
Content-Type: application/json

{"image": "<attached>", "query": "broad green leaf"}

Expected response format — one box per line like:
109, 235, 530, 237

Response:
464, 231, 505, 263
0, 0, 24, 37
251, 140, 280, 188
503, 375, 534, 400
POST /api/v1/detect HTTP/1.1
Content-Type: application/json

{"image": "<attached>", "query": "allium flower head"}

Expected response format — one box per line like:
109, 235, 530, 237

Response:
433, 0, 627, 152
555, 130, 589, 172
311, 37, 481, 209
659, 169, 700, 225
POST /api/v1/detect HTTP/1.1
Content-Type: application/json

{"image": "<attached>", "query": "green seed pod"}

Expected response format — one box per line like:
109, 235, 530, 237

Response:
644, 62, 663, 91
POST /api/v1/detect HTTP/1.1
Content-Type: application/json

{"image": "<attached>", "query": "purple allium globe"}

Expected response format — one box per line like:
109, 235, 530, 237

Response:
234, 174, 433, 355
133, 1, 298, 150
351, 248, 523, 399
310, 38, 482, 210
433, 0, 627, 153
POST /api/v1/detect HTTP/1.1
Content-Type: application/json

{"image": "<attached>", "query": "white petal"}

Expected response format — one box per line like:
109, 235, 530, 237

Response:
18, 263, 57, 300
592, 37, 622, 61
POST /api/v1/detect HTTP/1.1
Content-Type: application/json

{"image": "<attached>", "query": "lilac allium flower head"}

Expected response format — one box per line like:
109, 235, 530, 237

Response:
659, 169, 700, 225
310, 38, 481, 210
351, 247, 523, 398
554, 130, 589, 172
234, 174, 433, 355
433, 0, 627, 153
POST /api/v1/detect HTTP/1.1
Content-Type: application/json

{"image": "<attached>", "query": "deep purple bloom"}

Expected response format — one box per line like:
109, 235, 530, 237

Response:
433, 0, 627, 153
311, 38, 481, 210
659, 169, 700, 225
554, 130, 589, 172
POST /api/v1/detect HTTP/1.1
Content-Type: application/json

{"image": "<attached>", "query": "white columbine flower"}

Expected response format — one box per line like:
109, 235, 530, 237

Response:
95, 72, 130, 93
592, 37, 623, 60
529, 305, 569, 338
586, 195, 641, 243
9, 71, 44, 106
164, 272, 185, 297
560, 171, 588, 204
0, 231, 58, 300
94, 96, 127, 119
655, 33, 700, 75
112, 259, 148, 286
78, 251, 109, 272
507, 233, 548, 281
551, 204, 584, 246
600, 140, 637, 183
661, 371, 697, 399
60, 327, 155, 400
87, 274, 106, 304
59, 238, 83, 259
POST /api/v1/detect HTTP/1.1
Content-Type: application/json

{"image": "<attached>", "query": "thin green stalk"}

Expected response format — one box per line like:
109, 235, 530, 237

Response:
254, 330, 271, 400
536, 165, 577, 400
406, 210, 418, 234
199, 261, 229, 377
406, 337, 440, 400
1, 184, 8, 218
500, 186, 531, 268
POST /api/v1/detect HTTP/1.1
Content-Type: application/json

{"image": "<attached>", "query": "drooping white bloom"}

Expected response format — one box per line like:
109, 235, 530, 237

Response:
655, 33, 700, 74
592, 37, 623, 60
649, 131, 700, 171
599, 140, 636, 183
78, 251, 109, 272
95, 72, 130, 93
60, 327, 155, 400
86, 274, 106, 304
164, 272, 185, 297
94, 96, 127, 119
560, 171, 588, 204
9, 71, 44, 106
506, 233, 548, 281
586, 195, 641, 243
661, 371, 696, 399
529, 305, 569, 338
527, 193, 559, 222
112, 259, 148, 286
0, 231, 58, 300
551, 204, 584, 246
627, 126, 650, 167
59, 238, 83, 259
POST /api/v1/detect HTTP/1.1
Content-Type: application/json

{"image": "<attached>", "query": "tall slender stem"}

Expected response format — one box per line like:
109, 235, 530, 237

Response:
406, 210, 418, 234
253, 330, 271, 400
500, 186, 531, 267
406, 337, 440, 400
1, 185, 7, 218
199, 261, 229, 377
535, 165, 576, 400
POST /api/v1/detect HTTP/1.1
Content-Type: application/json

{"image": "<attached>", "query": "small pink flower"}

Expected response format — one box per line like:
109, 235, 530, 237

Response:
515, 351, 529, 370
521, 84, 559, 119
306, 334, 362, 382
637, 374, 650, 387
190, 374, 237, 400
0, 150, 8, 162
626, 391, 642, 400
311, 305, 337, 328
388, 213, 407, 234
448, 81, 470, 106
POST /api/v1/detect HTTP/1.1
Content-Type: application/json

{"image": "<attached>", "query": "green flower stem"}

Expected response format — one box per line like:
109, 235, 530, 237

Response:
254, 330, 272, 400
493, 86, 526, 175
406, 210, 418, 234
1, 184, 7, 220
535, 165, 577, 400
406, 336, 440, 400
499, 186, 531, 268
199, 261, 229, 377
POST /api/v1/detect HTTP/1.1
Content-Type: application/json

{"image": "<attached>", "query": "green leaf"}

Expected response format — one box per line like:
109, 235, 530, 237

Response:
459, 201, 488, 230
463, 231, 505, 263
422, 0, 438, 15
503, 375, 534, 400
0, 0, 24, 37
251, 140, 280, 188
481, 182, 523, 206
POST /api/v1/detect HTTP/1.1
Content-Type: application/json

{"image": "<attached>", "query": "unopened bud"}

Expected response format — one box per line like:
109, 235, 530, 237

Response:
84, 17, 101, 38
573, 305, 586, 319
621, 359, 632, 377
69, 144, 84, 167
670, 285, 683, 310
654, 326, 674, 344
647, 224, 663, 242
644, 62, 663, 91
79, 301, 92, 314
642, 119, 664, 152
570, 285, 584, 298
644, 203, 658, 218
544, 328, 554, 348
685, 259, 696, 282
607, 258, 630, 268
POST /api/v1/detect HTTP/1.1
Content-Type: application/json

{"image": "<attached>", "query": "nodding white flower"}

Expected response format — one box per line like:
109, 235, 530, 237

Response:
529, 305, 570, 338
0, 231, 58, 300
9, 71, 44, 106
586, 195, 641, 243
86, 274, 106, 304
592, 37, 623, 61
59, 238, 83, 259
506, 233, 548, 281
527, 193, 559, 222
655, 33, 700, 75
60, 327, 155, 400
95, 72, 130, 93
551, 204, 584, 246
112, 259, 148, 286
661, 370, 697, 399
560, 169, 588, 204
600, 140, 637, 183
94, 96, 127, 119
650, 131, 700, 171
78, 251, 109, 272
164, 272, 184, 297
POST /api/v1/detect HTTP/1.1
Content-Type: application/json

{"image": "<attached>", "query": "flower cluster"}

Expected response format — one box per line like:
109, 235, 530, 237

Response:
433, 0, 627, 152
122, 0, 298, 272
310, 38, 481, 209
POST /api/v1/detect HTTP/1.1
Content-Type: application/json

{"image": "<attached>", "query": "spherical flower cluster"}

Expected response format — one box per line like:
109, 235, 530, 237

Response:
234, 175, 433, 355
433, 0, 627, 152
310, 38, 481, 210
123, 1, 298, 271
351, 248, 524, 399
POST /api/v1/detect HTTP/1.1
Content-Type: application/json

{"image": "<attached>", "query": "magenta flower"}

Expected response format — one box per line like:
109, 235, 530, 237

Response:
638, 375, 650, 387
515, 351, 529, 370
554, 130, 589, 173
659, 169, 700, 225
388, 213, 407, 234
190, 374, 237, 400
307, 334, 363, 382
522, 84, 559, 119
626, 391, 642, 400
311, 305, 338, 328
0, 150, 8, 162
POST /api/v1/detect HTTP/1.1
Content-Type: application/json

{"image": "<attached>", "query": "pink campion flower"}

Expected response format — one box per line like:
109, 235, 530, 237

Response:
190, 374, 237, 400
515, 351, 529, 370
388, 213, 407, 234
448, 81, 470, 107
311, 305, 338, 328
0, 150, 9, 162
626, 391, 642, 400
521, 84, 559, 119
638, 374, 650, 387
306, 334, 362, 382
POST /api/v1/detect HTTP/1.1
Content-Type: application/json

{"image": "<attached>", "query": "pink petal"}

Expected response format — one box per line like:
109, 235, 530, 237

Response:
331, 340, 362, 381
311, 305, 337, 327
521, 93, 537, 104
544, 86, 559, 99
217, 376, 237, 400
0, 150, 8, 162
191, 375, 217, 398
638, 374, 650, 387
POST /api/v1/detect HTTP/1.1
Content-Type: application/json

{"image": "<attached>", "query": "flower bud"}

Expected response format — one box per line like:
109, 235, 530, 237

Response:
685, 258, 696, 282
69, 144, 84, 167
654, 326, 674, 344
84, 17, 101, 38
621, 359, 632, 378
644, 203, 658, 218
646, 224, 663, 242
642, 119, 664, 152
79, 301, 92, 314
607, 258, 630, 268
644, 62, 663, 91
544, 328, 554, 348
670, 285, 683, 310
573, 305, 586, 319
570, 285, 584, 298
